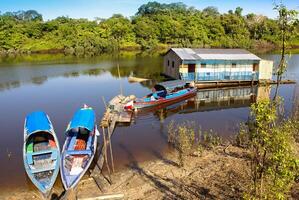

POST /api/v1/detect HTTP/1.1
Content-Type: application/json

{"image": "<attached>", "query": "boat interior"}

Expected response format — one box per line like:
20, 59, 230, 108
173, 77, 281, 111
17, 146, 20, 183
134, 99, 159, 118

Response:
143, 82, 194, 101
66, 127, 93, 155
63, 127, 93, 181
26, 132, 58, 183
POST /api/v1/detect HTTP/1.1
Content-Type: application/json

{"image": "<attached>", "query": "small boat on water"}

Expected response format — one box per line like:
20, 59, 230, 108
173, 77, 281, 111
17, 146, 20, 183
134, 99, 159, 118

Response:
128, 76, 149, 83
23, 111, 60, 197
60, 105, 98, 190
125, 80, 197, 110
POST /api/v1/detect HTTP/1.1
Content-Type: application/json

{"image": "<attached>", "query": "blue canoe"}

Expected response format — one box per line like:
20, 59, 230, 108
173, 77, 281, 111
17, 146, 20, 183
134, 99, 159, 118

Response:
60, 106, 98, 190
23, 111, 60, 197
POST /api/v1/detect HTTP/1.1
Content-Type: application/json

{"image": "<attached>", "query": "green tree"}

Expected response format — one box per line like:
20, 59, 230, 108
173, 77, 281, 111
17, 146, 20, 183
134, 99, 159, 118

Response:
202, 6, 219, 17
273, 4, 298, 99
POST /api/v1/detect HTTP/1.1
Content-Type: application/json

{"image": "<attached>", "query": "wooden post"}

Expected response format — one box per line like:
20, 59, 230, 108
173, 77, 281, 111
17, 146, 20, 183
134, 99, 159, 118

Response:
102, 127, 111, 177
107, 121, 115, 173
102, 96, 108, 109
117, 63, 123, 96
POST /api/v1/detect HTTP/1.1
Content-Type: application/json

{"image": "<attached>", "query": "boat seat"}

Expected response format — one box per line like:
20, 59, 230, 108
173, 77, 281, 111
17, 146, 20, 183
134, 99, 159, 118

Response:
31, 165, 56, 174
66, 149, 92, 156
27, 154, 34, 165
27, 149, 57, 165
68, 135, 77, 150
51, 150, 58, 160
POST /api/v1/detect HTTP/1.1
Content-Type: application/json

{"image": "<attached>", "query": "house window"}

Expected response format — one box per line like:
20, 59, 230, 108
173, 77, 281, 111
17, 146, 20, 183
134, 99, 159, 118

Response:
167, 60, 170, 67
201, 63, 206, 68
172, 61, 175, 68
232, 63, 236, 68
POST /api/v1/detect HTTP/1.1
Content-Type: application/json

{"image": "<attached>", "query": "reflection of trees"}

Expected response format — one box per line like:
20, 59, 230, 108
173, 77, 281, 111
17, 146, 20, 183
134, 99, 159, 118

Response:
63, 71, 80, 77
82, 68, 104, 76
108, 60, 164, 80
0, 81, 21, 91
108, 49, 165, 80
109, 65, 133, 78
31, 76, 48, 85
139, 80, 158, 89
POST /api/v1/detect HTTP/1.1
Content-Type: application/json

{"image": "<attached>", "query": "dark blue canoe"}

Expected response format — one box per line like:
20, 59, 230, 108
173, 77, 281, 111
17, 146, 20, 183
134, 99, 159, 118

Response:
23, 111, 60, 197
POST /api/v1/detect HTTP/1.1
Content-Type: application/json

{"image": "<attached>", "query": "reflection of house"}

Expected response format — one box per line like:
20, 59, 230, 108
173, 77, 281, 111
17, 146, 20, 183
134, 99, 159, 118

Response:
163, 48, 273, 82
154, 86, 259, 119
192, 86, 257, 111
256, 86, 271, 101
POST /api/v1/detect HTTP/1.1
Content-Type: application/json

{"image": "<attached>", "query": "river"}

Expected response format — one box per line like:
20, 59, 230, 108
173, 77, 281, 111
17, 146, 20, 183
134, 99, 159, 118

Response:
0, 51, 298, 195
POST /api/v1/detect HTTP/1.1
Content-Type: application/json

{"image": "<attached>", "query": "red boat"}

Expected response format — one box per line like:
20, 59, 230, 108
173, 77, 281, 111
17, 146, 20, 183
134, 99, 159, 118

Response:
125, 80, 197, 110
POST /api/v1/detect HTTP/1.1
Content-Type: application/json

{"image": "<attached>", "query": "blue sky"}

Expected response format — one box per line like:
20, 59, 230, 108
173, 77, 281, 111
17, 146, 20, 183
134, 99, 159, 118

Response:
1, 0, 298, 20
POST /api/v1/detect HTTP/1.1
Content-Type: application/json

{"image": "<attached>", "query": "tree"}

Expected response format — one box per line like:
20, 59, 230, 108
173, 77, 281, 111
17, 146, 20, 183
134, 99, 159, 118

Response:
202, 6, 219, 17
273, 3, 298, 100
99, 14, 135, 50
235, 7, 243, 16
242, 99, 299, 199
2, 10, 42, 21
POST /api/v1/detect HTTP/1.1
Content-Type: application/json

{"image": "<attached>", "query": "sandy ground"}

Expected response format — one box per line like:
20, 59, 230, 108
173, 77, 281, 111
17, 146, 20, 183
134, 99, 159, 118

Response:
3, 145, 299, 200
77, 146, 250, 200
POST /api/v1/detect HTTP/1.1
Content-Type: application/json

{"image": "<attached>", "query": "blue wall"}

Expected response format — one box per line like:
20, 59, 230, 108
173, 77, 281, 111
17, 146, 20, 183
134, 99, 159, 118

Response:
180, 72, 259, 81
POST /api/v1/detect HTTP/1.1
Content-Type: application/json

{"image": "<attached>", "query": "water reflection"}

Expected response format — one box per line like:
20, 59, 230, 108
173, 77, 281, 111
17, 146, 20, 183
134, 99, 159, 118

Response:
0, 52, 164, 91
148, 86, 271, 121
31, 76, 48, 85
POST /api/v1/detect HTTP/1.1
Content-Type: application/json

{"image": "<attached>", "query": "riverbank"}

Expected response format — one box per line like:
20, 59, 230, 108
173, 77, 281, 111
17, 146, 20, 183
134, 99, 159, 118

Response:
0, 146, 249, 200
1, 45, 299, 63
79, 145, 251, 200
2, 144, 298, 199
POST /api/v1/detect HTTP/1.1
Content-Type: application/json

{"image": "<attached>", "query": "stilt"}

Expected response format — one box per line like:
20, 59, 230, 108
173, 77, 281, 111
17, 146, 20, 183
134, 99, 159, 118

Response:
91, 94, 133, 193
102, 127, 112, 183
107, 123, 115, 173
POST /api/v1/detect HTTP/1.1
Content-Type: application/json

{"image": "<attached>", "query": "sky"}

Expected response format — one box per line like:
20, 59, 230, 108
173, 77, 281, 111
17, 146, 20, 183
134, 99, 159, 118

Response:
0, 0, 298, 20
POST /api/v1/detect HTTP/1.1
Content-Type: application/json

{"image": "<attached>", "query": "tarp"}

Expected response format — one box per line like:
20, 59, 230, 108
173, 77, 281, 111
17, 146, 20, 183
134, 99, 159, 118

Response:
25, 111, 52, 135
155, 80, 187, 91
67, 107, 95, 132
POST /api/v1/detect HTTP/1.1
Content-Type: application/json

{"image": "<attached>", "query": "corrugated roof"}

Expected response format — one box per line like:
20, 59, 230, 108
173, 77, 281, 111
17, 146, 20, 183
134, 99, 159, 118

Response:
156, 80, 187, 90
170, 48, 261, 61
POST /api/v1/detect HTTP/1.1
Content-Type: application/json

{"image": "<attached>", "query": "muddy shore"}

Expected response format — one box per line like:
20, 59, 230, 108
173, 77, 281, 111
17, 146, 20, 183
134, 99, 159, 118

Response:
0, 146, 249, 200
2, 145, 298, 200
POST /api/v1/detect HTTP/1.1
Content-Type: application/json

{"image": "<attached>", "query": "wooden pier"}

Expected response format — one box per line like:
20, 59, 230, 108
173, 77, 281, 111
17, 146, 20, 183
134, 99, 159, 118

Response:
100, 95, 133, 128
91, 95, 134, 189
194, 79, 296, 89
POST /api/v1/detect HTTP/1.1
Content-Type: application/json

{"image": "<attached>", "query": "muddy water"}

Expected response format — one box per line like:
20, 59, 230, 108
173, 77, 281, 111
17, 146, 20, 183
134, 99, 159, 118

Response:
0, 52, 298, 195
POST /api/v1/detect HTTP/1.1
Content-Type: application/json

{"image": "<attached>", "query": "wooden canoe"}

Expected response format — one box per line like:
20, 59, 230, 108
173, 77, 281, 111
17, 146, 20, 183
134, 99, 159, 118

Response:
23, 111, 60, 197
60, 106, 98, 190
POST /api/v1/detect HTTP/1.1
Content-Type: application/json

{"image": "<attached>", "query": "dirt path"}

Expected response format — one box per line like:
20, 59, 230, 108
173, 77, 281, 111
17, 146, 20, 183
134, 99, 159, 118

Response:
77, 146, 250, 200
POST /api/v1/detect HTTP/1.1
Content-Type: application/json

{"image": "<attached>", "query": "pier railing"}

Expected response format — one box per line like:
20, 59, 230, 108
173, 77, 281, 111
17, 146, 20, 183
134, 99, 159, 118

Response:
180, 72, 259, 82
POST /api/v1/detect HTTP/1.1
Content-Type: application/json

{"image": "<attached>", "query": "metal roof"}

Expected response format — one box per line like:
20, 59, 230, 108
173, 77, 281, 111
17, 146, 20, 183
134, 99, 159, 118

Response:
156, 80, 187, 91
170, 48, 261, 61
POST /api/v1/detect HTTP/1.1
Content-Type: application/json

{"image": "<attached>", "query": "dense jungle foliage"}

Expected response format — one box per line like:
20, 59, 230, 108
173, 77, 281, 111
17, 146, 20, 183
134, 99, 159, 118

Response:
0, 2, 298, 56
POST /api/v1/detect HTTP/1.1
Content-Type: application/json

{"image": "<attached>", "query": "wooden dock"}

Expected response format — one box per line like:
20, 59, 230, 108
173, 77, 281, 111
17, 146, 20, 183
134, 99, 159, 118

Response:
91, 95, 134, 188
195, 79, 296, 89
